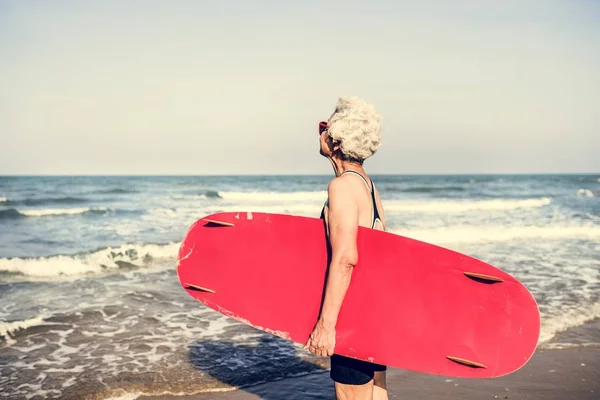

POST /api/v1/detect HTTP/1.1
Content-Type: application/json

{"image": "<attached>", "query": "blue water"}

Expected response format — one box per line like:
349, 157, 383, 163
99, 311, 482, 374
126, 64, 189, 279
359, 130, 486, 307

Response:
0, 174, 598, 399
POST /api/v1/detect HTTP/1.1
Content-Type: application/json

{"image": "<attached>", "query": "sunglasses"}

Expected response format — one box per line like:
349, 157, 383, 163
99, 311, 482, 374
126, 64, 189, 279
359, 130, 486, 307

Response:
318, 121, 328, 135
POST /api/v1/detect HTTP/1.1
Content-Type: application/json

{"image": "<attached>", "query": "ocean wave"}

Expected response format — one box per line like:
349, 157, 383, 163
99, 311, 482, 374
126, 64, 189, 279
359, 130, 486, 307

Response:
95, 188, 138, 194
203, 190, 221, 199
577, 189, 595, 198
573, 213, 600, 222
392, 223, 600, 244
0, 196, 7, 203
147, 208, 178, 217
0, 315, 55, 345
172, 190, 324, 202
538, 302, 600, 344
389, 186, 466, 194
384, 197, 552, 213
170, 192, 551, 214
0, 242, 179, 281
3, 197, 90, 207
217, 191, 328, 202
175, 190, 222, 199
0, 207, 111, 219
0, 209, 24, 220
158, 197, 553, 219
170, 204, 323, 218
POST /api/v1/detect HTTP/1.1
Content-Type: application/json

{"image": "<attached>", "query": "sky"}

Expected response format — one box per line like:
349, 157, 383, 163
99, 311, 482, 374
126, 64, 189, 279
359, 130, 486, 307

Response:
1, 0, 599, 175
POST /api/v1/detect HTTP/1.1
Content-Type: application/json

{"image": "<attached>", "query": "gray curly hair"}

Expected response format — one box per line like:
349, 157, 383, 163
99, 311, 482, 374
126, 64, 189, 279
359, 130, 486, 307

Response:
327, 96, 382, 163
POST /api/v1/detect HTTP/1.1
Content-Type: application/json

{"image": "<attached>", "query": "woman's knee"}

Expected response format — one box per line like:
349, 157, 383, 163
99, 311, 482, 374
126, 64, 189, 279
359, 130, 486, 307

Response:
334, 381, 374, 400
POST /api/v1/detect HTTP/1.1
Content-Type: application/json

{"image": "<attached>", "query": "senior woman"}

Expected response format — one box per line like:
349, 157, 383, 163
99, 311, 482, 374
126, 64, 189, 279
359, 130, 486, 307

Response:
305, 96, 388, 400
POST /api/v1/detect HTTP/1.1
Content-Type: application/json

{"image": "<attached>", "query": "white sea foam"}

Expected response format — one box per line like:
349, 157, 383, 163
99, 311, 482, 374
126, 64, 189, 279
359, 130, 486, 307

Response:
392, 223, 600, 244
148, 196, 555, 222
0, 242, 180, 280
577, 189, 595, 198
17, 207, 110, 217
0, 316, 52, 345
539, 302, 600, 344
104, 392, 143, 400
148, 208, 178, 217
197, 193, 552, 214
166, 194, 554, 220
0, 196, 7, 203
218, 191, 328, 203
384, 197, 552, 213
171, 190, 327, 203
194, 204, 322, 217
104, 386, 239, 400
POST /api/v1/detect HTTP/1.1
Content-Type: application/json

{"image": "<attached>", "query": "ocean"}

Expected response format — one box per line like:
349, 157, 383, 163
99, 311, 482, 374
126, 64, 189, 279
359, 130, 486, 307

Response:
0, 174, 598, 399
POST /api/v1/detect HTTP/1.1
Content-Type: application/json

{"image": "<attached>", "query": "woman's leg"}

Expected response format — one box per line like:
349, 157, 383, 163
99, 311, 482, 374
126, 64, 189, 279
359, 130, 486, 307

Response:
373, 370, 388, 400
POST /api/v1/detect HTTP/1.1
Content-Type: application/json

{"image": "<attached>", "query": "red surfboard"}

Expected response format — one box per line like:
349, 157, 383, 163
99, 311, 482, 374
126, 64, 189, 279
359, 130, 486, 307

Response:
177, 212, 540, 378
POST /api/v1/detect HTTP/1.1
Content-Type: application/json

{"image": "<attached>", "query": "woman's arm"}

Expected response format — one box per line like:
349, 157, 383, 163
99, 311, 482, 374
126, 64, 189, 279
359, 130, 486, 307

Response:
305, 177, 359, 357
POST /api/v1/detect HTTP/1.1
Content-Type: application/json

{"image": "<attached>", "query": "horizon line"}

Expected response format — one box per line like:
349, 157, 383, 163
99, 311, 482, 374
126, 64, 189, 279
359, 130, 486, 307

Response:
1, 172, 598, 177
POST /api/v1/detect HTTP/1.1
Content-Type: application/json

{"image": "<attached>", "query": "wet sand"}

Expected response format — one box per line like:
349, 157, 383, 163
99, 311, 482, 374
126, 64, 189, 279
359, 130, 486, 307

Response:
141, 321, 600, 400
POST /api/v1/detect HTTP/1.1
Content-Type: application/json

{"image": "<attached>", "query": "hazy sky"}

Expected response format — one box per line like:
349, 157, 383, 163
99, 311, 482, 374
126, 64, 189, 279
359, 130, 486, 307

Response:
1, 0, 599, 175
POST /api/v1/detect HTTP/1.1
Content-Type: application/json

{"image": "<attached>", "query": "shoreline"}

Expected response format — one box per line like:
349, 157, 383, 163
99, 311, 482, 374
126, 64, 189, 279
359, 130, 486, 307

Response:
135, 319, 600, 400
138, 348, 599, 400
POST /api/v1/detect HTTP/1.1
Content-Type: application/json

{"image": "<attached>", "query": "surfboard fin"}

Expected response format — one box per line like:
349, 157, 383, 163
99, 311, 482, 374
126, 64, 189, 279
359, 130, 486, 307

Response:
446, 356, 487, 369
463, 272, 504, 283
203, 219, 234, 227
184, 283, 216, 293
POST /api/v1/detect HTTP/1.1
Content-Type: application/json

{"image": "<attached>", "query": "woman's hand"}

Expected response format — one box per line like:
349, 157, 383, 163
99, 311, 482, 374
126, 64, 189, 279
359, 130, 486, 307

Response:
304, 319, 336, 357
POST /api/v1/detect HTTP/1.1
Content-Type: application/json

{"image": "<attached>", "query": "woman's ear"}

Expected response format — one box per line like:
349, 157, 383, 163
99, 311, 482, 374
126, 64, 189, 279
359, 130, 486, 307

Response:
331, 140, 342, 154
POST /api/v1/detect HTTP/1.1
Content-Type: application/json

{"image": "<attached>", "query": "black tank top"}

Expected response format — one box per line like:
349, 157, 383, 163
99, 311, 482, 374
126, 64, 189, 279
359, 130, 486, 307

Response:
319, 171, 383, 229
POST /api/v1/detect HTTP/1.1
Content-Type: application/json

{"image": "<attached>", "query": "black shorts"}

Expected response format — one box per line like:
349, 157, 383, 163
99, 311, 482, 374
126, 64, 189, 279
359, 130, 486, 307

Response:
330, 354, 387, 385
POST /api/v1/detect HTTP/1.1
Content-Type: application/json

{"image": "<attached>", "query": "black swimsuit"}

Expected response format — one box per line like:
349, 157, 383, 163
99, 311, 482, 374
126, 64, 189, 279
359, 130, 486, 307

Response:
320, 171, 387, 385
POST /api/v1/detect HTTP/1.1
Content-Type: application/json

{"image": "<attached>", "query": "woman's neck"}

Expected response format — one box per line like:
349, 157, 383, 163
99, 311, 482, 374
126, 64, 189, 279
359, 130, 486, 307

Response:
328, 157, 365, 177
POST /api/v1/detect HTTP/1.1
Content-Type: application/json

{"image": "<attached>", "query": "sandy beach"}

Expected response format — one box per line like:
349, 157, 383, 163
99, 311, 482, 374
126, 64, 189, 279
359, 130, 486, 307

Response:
140, 320, 599, 400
